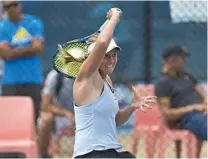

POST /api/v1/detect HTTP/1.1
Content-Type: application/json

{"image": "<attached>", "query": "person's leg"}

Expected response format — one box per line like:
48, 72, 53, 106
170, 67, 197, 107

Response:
179, 111, 207, 141
54, 116, 74, 157
37, 112, 54, 158
2, 85, 19, 96
47, 135, 61, 157
175, 140, 182, 158
50, 117, 69, 156
196, 139, 203, 158
22, 84, 42, 126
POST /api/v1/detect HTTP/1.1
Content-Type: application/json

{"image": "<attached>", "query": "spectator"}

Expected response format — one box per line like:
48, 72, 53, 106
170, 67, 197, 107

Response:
155, 45, 207, 157
0, 1, 44, 125
38, 69, 75, 158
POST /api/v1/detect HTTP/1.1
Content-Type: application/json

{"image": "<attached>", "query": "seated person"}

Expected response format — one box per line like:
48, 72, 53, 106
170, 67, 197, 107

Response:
38, 70, 75, 158
155, 45, 207, 157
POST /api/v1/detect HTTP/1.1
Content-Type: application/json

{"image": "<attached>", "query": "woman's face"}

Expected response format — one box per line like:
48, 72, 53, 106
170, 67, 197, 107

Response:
99, 49, 118, 75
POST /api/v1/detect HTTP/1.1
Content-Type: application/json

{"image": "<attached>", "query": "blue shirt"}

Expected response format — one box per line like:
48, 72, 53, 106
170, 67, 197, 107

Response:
0, 14, 44, 85
73, 82, 122, 157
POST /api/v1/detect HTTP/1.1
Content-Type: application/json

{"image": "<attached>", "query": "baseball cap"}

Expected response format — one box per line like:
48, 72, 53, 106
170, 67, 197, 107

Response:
162, 45, 190, 59
87, 38, 122, 55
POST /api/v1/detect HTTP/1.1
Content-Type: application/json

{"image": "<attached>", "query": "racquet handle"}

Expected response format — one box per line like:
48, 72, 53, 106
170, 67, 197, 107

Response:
116, 8, 122, 16
99, 19, 109, 31
99, 8, 122, 31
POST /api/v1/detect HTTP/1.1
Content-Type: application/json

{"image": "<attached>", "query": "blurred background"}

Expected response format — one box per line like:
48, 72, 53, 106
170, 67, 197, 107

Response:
0, 1, 207, 158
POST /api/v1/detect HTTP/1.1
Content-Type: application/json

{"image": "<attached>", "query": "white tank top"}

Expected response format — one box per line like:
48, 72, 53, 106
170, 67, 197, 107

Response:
73, 82, 122, 157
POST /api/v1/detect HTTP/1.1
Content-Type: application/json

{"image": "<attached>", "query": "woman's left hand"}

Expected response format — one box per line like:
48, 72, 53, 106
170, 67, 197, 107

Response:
131, 86, 157, 112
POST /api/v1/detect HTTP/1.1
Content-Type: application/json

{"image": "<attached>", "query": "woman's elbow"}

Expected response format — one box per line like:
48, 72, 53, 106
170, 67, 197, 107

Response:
96, 36, 111, 47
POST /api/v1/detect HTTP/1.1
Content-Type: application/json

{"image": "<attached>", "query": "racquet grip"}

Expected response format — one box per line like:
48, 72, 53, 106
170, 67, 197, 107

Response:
116, 8, 122, 16
99, 19, 109, 31
99, 8, 122, 31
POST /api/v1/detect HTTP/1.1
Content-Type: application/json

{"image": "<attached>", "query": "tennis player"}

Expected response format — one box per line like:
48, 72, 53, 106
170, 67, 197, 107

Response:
73, 8, 156, 158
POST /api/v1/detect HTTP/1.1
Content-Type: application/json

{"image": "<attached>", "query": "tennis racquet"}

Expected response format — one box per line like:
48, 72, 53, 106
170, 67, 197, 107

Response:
53, 8, 122, 79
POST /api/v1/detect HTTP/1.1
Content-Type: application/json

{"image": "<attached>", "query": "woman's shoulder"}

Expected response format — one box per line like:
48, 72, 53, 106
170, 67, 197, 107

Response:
73, 72, 105, 105
75, 70, 102, 85
73, 72, 99, 95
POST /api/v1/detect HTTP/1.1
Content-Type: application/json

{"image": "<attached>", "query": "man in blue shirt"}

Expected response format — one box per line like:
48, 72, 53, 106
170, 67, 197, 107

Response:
0, 1, 44, 125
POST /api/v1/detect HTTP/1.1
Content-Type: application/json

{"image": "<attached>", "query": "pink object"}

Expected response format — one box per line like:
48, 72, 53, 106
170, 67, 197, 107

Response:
132, 85, 161, 158
132, 106, 161, 158
0, 97, 38, 158
157, 128, 198, 158
132, 85, 200, 158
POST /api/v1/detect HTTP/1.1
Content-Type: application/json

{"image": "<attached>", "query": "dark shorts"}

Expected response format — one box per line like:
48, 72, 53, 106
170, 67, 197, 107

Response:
75, 149, 136, 158
179, 111, 207, 141
2, 84, 42, 125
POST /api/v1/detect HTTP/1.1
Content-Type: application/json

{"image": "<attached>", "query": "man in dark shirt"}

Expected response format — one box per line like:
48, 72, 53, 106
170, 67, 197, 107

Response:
155, 45, 207, 157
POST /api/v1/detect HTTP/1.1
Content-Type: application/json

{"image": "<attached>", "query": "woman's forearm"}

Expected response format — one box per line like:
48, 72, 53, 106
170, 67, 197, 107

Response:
115, 106, 135, 127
